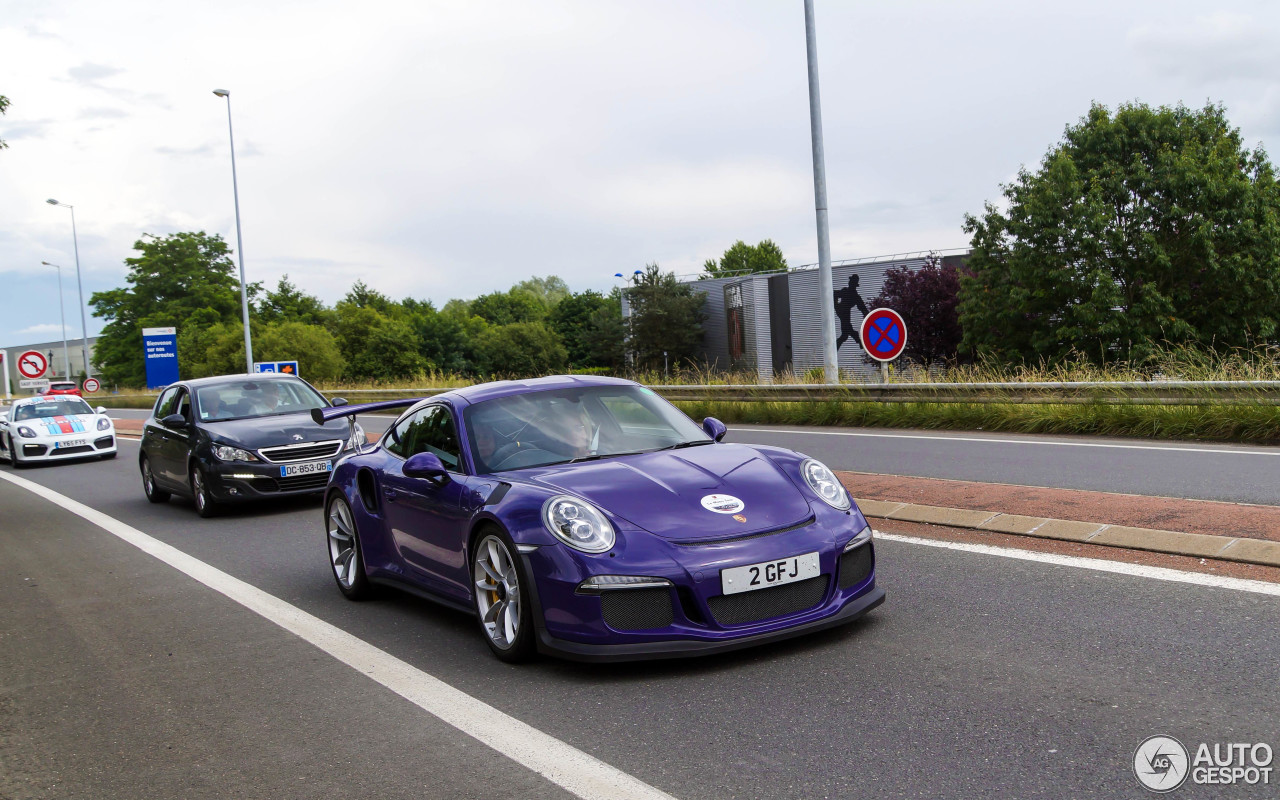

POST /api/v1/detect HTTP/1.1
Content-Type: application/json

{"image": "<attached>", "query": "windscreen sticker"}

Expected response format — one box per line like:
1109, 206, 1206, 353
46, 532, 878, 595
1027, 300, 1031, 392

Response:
701, 494, 745, 514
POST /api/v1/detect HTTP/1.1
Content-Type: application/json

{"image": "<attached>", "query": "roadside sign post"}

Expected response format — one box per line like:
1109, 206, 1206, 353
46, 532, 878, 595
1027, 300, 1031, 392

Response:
142, 327, 179, 389
859, 308, 908, 369
255, 361, 300, 377
17, 350, 49, 383
83, 377, 101, 394
1, 352, 8, 400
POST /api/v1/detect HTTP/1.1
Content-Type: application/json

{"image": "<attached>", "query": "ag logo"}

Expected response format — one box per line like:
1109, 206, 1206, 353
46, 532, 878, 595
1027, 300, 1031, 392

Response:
700, 494, 745, 514
1134, 735, 1189, 793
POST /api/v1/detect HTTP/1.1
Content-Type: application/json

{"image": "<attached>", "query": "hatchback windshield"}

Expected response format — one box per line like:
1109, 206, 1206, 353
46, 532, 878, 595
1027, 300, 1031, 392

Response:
464, 385, 710, 472
194, 380, 328, 421
13, 397, 93, 420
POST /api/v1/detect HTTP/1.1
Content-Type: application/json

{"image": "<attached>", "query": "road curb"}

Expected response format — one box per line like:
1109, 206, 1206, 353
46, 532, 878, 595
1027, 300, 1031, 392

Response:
855, 498, 1280, 569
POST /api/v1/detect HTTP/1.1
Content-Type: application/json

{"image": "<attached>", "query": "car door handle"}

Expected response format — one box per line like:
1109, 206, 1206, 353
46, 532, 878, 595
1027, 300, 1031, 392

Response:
383, 487, 397, 502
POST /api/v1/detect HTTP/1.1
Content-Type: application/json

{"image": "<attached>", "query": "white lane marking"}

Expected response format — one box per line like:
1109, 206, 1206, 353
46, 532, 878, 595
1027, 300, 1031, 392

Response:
0, 471, 676, 800
741, 427, 1279, 456
876, 531, 1280, 597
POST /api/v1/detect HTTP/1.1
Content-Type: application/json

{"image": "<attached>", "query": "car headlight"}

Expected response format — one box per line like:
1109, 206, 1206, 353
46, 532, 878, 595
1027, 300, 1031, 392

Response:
542, 495, 616, 553
213, 445, 259, 462
17, 426, 37, 439
97, 417, 112, 431
801, 458, 851, 510
344, 422, 366, 451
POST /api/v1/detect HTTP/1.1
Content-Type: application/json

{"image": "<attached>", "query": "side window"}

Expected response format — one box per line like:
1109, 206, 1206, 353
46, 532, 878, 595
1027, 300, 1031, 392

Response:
176, 390, 192, 420
386, 406, 461, 470
155, 387, 180, 418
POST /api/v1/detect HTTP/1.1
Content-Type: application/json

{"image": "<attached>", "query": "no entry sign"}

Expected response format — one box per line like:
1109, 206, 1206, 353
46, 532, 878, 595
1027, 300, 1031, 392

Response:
17, 350, 49, 380
859, 308, 908, 362
83, 377, 101, 394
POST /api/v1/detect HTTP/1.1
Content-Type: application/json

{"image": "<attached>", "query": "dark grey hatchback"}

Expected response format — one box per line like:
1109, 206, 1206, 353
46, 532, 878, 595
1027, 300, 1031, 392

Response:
139, 374, 362, 517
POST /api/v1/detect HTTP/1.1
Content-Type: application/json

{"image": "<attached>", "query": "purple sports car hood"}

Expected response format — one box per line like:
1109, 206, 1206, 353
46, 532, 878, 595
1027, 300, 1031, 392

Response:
513, 443, 814, 542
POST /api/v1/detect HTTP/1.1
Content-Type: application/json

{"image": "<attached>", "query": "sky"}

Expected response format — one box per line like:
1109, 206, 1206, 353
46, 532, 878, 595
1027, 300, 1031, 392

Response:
2, 0, 1279, 347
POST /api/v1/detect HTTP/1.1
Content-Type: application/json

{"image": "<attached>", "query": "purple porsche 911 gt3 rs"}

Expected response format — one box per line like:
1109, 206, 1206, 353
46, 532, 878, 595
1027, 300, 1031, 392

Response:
314, 375, 883, 662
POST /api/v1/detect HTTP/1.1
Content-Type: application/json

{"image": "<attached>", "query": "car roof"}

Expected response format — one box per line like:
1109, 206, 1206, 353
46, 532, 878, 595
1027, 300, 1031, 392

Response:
13, 395, 87, 406
444, 374, 639, 406
176, 373, 313, 389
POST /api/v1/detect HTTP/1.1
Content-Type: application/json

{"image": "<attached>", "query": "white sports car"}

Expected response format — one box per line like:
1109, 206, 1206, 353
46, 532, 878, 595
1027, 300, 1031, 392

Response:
0, 395, 117, 467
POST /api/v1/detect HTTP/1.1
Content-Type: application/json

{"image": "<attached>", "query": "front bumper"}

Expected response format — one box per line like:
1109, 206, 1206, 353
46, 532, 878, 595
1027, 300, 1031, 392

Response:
522, 511, 882, 662
201, 452, 348, 502
18, 434, 116, 460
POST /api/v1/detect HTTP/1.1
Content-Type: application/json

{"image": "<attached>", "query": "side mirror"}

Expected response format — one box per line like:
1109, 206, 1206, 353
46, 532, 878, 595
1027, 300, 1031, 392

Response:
331, 397, 349, 407
96, 406, 107, 415
404, 452, 449, 483
161, 413, 188, 429
702, 417, 728, 442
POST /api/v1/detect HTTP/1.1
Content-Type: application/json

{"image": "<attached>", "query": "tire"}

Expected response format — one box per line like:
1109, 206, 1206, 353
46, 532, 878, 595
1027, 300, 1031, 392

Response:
190, 464, 219, 518
0, 433, 11, 464
471, 527, 535, 663
326, 495, 371, 600
11, 437, 28, 470
141, 456, 171, 503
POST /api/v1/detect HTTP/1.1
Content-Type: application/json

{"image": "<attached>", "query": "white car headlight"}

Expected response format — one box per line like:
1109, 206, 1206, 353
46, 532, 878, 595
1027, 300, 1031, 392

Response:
801, 458, 851, 511
17, 426, 37, 439
97, 417, 112, 431
213, 445, 259, 462
542, 495, 616, 553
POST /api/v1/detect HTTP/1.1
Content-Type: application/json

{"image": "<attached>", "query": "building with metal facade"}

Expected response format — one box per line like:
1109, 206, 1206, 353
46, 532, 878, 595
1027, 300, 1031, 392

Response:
624, 251, 966, 381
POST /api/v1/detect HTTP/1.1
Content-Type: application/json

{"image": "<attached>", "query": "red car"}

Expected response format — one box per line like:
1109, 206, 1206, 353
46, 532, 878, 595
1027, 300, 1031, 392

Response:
41, 381, 82, 397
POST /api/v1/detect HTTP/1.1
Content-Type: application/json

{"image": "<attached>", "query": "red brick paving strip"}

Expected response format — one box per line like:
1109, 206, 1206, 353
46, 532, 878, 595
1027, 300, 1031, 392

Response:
838, 470, 1280, 543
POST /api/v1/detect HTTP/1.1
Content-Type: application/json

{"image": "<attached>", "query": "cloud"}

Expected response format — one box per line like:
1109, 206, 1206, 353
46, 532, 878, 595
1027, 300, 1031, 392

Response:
67, 63, 126, 84
77, 107, 129, 120
16, 324, 66, 338
1129, 14, 1280, 82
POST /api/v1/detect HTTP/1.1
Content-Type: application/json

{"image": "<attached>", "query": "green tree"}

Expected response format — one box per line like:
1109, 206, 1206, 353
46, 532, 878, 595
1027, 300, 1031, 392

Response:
701, 239, 788, 279
472, 322, 568, 377
403, 298, 485, 374
584, 290, 626, 371
331, 301, 427, 380
256, 321, 345, 381
870, 255, 965, 366
257, 275, 330, 326
626, 264, 705, 370
549, 289, 613, 367
0, 94, 9, 150
470, 289, 547, 326
513, 275, 570, 308
90, 232, 255, 386
960, 102, 1280, 364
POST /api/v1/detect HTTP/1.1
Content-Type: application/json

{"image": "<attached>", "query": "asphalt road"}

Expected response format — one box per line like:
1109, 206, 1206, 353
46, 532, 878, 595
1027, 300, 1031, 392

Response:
108, 407, 1280, 504
2, 442, 1277, 799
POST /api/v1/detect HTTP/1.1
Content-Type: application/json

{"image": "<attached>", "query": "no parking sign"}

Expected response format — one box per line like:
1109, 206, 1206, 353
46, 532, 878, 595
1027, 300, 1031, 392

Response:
859, 308, 908, 362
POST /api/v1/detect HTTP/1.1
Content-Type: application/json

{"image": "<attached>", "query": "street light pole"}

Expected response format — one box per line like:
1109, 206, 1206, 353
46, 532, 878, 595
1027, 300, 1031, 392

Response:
803, 0, 840, 384
44, 200, 92, 379
41, 262, 71, 380
213, 89, 255, 374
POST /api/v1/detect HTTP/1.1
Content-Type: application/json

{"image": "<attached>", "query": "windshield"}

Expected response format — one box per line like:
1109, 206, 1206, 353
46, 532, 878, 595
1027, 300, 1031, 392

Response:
464, 385, 709, 473
13, 397, 94, 421
194, 379, 328, 421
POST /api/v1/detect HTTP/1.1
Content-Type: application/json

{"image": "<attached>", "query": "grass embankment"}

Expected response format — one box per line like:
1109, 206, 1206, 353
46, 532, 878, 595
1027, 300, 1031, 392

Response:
79, 347, 1280, 443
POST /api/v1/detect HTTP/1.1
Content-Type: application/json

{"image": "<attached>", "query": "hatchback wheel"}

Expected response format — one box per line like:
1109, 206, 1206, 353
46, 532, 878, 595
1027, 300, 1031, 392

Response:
191, 464, 218, 517
142, 456, 170, 503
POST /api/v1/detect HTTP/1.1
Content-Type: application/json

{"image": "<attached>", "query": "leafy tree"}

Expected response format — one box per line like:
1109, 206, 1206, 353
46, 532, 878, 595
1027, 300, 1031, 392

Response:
470, 289, 547, 326
342, 280, 395, 314
0, 94, 9, 150
177, 321, 244, 378
584, 290, 626, 371
403, 298, 485, 374
472, 322, 568, 377
256, 321, 344, 381
960, 102, 1280, 364
90, 232, 256, 386
701, 239, 788, 279
550, 289, 613, 367
626, 264, 705, 370
513, 275, 570, 308
870, 255, 964, 365
258, 275, 330, 326
330, 301, 427, 380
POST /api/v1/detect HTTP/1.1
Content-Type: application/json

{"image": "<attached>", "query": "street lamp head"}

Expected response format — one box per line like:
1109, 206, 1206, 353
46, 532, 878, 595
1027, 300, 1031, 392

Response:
41, 261, 58, 267
213, 89, 229, 97
46, 198, 59, 205
614, 273, 623, 278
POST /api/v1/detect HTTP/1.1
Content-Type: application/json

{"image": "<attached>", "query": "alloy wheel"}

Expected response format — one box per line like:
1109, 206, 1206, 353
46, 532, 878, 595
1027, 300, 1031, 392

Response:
473, 534, 522, 650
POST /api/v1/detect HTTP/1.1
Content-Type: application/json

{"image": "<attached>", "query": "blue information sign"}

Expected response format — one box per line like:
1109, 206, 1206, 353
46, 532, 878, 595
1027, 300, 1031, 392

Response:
142, 327, 180, 389
255, 362, 277, 373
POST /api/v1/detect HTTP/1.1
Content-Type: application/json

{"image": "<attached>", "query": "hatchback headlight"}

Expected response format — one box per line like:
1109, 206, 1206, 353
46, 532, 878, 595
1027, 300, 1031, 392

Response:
801, 458, 851, 510
17, 426, 37, 439
213, 445, 259, 462
542, 495, 616, 553
97, 417, 112, 431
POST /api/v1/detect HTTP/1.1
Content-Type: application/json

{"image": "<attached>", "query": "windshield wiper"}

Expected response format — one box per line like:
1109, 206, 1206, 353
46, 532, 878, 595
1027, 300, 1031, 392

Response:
565, 449, 649, 464
655, 439, 714, 451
